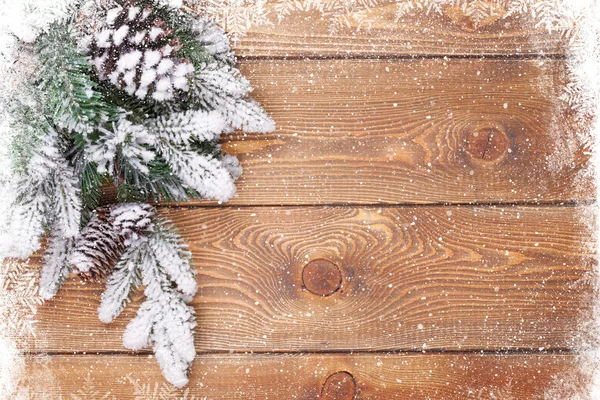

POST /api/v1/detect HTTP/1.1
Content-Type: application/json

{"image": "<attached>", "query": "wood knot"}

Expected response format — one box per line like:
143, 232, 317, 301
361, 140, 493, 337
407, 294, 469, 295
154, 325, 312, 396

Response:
464, 126, 510, 163
322, 372, 356, 400
302, 259, 342, 296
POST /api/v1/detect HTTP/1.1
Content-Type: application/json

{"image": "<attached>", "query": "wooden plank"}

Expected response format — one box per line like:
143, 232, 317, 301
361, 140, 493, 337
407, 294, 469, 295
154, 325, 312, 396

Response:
213, 59, 590, 205
202, 2, 569, 57
27, 206, 592, 353
102, 59, 592, 206
21, 353, 580, 399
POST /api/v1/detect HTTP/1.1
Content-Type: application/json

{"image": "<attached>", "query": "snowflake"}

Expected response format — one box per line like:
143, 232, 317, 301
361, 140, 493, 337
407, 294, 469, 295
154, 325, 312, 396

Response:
122, 374, 204, 400
0, 260, 43, 398
395, 0, 577, 32
69, 373, 116, 400
465, 379, 518, 400
0, 260, 44, 339
187, 0, 581, 36
188, 0, 271, 39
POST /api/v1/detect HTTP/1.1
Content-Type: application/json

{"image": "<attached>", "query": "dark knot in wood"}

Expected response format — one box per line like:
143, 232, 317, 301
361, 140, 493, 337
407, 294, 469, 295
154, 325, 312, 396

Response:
302, 259, 342, 296
465, 126, 509, 163
322, 371, 356, 400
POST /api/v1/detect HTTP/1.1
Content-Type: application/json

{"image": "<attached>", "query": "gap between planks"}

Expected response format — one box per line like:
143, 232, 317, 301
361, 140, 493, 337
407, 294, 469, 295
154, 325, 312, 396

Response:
237, 53, 568, 61
24, 348, 576, 357
143, 200, 596, 210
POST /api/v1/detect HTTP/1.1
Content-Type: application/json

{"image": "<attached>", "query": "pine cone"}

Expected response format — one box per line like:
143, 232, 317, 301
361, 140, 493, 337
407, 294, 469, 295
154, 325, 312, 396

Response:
110, 203, 155, 246
72, 203, 156, 282
88, 1, 195, 101
71, 208, 124, 282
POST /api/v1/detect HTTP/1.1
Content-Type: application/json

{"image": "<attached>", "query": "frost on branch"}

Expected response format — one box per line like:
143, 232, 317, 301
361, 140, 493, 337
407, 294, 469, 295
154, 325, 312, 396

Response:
146, 109, 225, 144
87, 216, 197, 388
39, 230, 75, 300
6, 129, 81, 260
154, 132, 238, 201
192, 16, 235, 65
87, 119, 156, 175
190, 60, 275, 135
2, 0, 274, 388
98, 245, 142, 323
123, 221, 197, 388
68, 203, 197, 387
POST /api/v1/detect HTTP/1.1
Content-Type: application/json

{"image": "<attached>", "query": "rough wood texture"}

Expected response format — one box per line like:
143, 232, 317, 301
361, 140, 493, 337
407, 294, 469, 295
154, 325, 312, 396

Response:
172, 58, 588, 206
22, 353, 579, 399
219, 3, 568, 57
28, 206, 592, 353
101, 59, 592, 206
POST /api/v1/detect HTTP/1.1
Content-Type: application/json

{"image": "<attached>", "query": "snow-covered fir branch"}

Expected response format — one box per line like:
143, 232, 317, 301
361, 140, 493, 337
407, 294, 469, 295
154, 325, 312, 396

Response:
7, 129, 81, 259
39, 231, 75, 300
146, 109, 225, 144
98, 244, 142, 323
122, 225, 197, 388
87, 119, 156, 175
1, 0, 274, 388
155, 137, 238, 201
189, 63, 275, 133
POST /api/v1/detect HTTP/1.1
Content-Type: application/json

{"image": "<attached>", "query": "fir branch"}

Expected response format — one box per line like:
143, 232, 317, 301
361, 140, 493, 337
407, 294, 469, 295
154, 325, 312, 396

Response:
35, 22, 119, 134
145, 109, 225, 144
186, 62, 275, 133
87, 119, 156, 175
51, 159, 82, 237
39, 230, 75, 300
79, 161, 108, 224
122, 234, 196, 388
154, 137, 237, 202
98, 245, 142, 323
151, 219, 196, 297
8, 129, 70, 258
192, 16, 235, 66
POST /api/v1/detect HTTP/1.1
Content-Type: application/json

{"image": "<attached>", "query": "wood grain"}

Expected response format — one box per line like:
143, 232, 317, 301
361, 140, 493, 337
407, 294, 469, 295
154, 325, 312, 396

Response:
218, 2, 569, 57
101, 59, 592, 206
27, 206, 593, 353
22, 353, 581, 399
215, 59, 590, 205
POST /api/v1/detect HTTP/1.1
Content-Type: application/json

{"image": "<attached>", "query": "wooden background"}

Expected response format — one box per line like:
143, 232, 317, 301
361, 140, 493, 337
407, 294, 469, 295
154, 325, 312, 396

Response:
22, 3, 595, 399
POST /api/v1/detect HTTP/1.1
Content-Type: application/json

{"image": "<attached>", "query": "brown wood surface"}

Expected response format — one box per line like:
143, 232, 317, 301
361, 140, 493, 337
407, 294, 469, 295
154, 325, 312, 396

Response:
210, 2, 569, 58
22, 353, 579, 399
133, 58, 589, 207
16, 5, 592, 396
27, 206, 592, 353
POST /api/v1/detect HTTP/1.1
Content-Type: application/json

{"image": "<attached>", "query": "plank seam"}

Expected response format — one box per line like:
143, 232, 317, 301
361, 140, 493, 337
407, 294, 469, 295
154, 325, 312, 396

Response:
238, 54, 568, 61
152, 200, 595, 210
23, 348, 576, 357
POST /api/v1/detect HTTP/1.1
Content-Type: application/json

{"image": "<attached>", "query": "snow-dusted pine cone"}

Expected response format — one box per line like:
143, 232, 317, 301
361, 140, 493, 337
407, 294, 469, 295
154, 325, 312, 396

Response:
71, 208, 125, 282
88, 1, 195, 101
71, 203, 156, 282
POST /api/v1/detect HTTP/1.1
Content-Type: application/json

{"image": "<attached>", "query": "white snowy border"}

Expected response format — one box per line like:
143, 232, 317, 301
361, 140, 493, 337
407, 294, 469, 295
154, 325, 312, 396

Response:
0, 1, 599, 398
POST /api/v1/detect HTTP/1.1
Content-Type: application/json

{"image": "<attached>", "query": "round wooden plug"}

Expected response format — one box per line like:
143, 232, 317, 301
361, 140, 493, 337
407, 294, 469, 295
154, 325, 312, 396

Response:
302, 259, 343, 296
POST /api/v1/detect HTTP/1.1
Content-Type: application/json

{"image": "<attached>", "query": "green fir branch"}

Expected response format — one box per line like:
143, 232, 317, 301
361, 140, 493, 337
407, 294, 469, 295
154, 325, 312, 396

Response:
35, 23, 120, 135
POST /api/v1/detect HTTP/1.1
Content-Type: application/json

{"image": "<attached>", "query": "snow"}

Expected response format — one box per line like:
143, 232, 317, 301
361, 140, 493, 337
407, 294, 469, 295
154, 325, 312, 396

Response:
96, 29, 112, 47
128, 6, 140, 21
156, 58, 174, 75
106, 7, 121, 26
143, 50, 161, 68
116, 50, 142, 73
112, 25, 129, 46
149, 26, 164, 41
